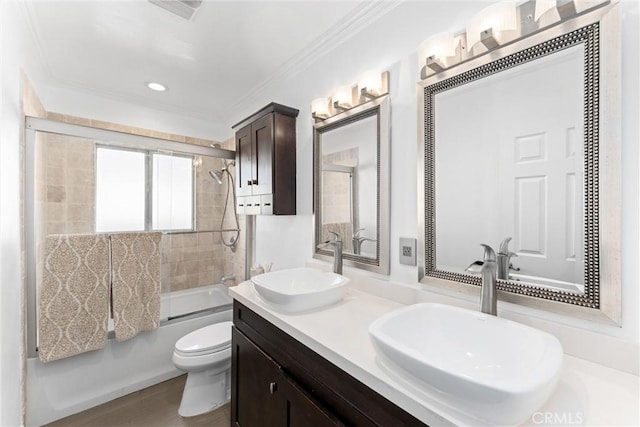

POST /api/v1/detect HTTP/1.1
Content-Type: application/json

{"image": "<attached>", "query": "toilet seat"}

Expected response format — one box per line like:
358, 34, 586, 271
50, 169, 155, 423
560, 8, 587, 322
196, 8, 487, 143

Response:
174, 321, 232, 357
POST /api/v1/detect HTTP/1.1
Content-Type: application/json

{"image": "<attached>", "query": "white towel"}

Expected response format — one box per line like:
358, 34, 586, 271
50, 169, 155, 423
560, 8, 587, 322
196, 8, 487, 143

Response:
110, 232, 162, 341
39, 234, 110, 363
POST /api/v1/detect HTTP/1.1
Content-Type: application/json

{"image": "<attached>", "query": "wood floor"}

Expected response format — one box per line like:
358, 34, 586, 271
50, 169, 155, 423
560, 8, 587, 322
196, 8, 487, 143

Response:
44, 375, 230, 427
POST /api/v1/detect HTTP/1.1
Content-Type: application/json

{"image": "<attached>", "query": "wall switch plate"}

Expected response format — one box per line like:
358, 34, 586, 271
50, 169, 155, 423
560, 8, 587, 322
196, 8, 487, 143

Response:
399, 238, 417, 266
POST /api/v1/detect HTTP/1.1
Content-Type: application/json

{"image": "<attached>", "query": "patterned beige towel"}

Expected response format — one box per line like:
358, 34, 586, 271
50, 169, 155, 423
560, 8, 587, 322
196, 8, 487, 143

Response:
110, 232, 162, 341
39, 234, 110, 363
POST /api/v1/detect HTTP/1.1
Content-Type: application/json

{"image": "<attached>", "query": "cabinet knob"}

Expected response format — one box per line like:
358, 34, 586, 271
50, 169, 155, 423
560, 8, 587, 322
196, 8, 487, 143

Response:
247, 180, 252, 186
269, 382, 277, 394
252, 179, 258, 185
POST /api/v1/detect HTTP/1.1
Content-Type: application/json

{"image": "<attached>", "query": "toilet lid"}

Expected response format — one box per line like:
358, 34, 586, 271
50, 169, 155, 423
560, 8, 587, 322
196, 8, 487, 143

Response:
175, 321, 232, 355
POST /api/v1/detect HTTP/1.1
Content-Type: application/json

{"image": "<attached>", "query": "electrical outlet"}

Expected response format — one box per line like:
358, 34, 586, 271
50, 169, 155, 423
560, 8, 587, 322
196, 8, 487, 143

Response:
399, 237, 417, 266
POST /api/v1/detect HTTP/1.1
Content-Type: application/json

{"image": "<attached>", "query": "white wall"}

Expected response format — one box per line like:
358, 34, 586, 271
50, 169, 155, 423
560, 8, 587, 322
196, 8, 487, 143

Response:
249, 0, 487, 279
239, 1, 639, 352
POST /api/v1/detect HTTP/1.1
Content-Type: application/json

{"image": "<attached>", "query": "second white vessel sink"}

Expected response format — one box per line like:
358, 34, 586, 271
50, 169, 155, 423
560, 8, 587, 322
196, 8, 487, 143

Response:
251, 268, 350, 313
369, 303, 563, 425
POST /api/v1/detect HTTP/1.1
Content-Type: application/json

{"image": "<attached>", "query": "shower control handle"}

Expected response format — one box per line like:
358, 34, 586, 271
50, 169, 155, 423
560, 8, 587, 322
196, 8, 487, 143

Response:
269, 381, 277, 394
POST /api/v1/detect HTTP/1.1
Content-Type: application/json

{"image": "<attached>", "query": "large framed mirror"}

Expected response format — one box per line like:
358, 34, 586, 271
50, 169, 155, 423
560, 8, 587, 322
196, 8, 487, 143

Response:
418, 4, 621, 323
314, 95, 390, 274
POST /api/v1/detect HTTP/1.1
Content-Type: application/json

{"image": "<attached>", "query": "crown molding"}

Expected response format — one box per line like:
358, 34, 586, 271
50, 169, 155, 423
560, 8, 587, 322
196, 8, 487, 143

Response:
228, 0, 404, 120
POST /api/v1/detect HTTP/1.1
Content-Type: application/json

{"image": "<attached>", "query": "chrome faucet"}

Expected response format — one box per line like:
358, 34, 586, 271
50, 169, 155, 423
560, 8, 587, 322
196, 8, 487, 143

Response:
317, 231, 343, 274
352, 228, 376, 255
479, 244, 498, 316
497, 237, 518, 280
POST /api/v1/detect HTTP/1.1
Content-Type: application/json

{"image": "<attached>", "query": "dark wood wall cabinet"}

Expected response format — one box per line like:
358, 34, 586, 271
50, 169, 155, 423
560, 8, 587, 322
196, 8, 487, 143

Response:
233, 103, 298, 215
231, 301, 427, 427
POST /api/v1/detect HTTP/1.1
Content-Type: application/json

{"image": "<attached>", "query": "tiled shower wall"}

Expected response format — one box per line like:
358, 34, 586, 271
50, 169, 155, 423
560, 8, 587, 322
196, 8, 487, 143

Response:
321, 148, 358, 253
34, 114, 246, 293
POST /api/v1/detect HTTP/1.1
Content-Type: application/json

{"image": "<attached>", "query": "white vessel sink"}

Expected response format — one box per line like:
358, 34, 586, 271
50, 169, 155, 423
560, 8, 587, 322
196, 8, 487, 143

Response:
369, 303, 563, 425
251, 268, 350, 313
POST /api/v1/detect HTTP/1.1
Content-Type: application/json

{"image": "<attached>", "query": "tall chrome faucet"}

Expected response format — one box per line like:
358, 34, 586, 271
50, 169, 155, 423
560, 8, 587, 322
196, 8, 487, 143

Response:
479, 244, 498, 316
352, 228, 376, 255
497, 237, 518, 280
317, 231, 343, 274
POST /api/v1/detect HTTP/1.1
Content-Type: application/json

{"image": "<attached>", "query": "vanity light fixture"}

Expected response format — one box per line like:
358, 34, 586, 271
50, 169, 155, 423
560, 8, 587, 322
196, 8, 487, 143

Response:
358, 69, 383, 99
419, 32, 458, 74
535, 0, 578, 21
311, 70, 389, 122
311, 98, 330, 120
146, 81, 167, 92
466, 2, 517, 52
332, 85, 354, 111
419, 0, 607, 79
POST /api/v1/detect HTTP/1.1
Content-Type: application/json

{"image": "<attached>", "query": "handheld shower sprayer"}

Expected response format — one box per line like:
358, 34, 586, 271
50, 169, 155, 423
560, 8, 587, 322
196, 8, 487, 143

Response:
208, 170, 223, 185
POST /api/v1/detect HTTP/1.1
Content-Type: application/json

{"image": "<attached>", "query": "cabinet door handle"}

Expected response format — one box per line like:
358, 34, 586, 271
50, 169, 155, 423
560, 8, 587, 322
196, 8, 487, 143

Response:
252, 179, 258, 185
269, 382, 277, 394
247, 180, 252, 186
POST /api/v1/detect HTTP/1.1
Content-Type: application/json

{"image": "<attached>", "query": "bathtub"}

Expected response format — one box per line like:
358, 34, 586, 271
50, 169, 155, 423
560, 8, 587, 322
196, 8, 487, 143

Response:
160, 283, 233, 321
27, 284, 233, 426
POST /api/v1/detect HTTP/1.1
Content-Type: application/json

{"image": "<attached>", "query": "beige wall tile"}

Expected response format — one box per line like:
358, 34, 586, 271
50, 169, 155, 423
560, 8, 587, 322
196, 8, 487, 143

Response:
46, 203, 65, 222
66, 185, 94, 204
168, 134, 186, 143
197, 232, 214, 247
46, 221, 66, 235
66, 221, 93, 234
61, 114, 92, 126
168, 234, 185, 249
65, 168, 93, 188
90, 119, 133, 134
168, 250, 184, 264
67, 204, 93, 222
46, 167, 65, 186
46, 186, 65, 203
182, 234, 198, 247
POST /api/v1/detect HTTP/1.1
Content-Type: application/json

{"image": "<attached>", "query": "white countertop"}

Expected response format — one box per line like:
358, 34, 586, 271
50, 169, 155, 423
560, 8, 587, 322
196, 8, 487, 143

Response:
230, 281, 639, 426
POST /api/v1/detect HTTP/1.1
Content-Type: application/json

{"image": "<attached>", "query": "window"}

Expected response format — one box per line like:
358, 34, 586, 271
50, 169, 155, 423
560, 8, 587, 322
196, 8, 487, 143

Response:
96, 146, 193, 233
151, 153, 193, 230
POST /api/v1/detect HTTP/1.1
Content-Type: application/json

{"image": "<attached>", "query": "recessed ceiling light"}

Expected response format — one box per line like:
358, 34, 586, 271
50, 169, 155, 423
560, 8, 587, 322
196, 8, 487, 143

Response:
146, 82, 167, 92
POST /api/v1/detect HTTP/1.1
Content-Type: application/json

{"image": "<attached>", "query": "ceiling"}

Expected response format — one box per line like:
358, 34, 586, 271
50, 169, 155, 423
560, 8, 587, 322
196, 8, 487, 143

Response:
24, 0, 389, 127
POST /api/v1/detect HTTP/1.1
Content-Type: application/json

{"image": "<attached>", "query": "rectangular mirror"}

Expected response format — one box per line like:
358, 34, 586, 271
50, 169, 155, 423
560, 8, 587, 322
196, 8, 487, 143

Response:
418, 4, 621, 323
314, 95, 390, 274
435, 44, 585, 293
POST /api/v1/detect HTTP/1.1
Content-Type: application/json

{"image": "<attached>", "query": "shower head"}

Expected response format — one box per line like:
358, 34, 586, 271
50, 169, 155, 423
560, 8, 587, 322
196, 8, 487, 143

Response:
209, 170, 223, 185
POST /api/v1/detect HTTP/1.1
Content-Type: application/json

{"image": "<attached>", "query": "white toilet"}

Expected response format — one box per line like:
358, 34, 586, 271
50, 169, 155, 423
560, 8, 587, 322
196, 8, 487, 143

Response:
172, 320, 233, 417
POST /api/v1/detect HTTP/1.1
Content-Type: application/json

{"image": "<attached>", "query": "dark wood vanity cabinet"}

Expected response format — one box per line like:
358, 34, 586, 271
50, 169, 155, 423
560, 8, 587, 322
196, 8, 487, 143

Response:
233, 103, 298, 215
232, 328, 341, 427
231, 301, 426, 427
